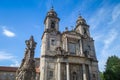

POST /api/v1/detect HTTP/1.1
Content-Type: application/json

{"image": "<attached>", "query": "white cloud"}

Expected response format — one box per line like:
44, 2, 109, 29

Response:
99, 29, 118, 71
88, 6, 112, 30
0, 51, 14, 60
101, 29, 117, 56
0, 51, 20, 67
2, 27, 16, 37
103, 29, 118, 50
88, 3, 120, 72
88, 8, 105, 29
112, 4, 120, 22
10, 60, 20, 67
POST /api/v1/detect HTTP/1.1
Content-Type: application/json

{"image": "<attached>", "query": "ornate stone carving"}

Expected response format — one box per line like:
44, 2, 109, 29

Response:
16, 36, 37, 80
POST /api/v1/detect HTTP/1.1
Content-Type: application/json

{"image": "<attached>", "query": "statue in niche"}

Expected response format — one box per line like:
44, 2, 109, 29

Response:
56, 47, 62, 55
84, 45, 91, 57
56, 47, 67, 56
88, 45, 91, 50
84, 50, 89, 57
83, 28, 87, 35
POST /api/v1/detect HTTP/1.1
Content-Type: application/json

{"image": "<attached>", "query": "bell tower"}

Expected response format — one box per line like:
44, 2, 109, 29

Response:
44, 7, 60, 31
75, 15, 97, 60
40, 7, 61, 80
41, 7, 61, 56
75, 16, 90, 38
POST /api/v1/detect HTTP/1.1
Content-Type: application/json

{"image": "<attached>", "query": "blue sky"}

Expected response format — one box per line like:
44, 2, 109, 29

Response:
0, 0, 120, 72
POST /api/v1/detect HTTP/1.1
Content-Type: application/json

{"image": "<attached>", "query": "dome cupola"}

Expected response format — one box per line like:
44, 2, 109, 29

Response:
47, 7, 57, 17
76, 16, 86, 25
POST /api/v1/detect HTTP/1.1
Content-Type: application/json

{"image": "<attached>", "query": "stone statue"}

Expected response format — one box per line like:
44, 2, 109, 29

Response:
16, 36, 37, 80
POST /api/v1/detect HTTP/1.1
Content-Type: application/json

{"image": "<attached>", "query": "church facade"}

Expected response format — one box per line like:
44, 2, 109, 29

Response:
40, 8, 100, 80
16, 7, 100, 80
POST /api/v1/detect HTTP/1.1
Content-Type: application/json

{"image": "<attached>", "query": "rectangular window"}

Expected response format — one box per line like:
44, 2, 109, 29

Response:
51, 39, 56, 46
68, 43, 76, 54
48, 70, 53, 79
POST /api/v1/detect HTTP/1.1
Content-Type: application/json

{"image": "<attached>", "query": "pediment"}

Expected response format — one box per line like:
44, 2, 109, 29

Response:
64, 31, 80, 36
62, 31, 81, 40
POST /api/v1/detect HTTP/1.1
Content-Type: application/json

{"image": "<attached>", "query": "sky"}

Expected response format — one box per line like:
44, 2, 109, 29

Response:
0, 0, 120, 72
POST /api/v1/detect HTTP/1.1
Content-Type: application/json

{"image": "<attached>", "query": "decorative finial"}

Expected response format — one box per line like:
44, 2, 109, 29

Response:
78, 11, 81, 16
30, 35, 33, 40
78, 11, 82, 18
65, 27, 68, 31
71, 26, 74, 31
51, 5, 54, 10
51, 0, 54, 10
25, 35, 37, 50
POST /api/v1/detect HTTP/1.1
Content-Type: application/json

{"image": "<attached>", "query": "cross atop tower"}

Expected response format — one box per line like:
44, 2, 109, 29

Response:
51, 0, 54, 9
78, 11, 81, 17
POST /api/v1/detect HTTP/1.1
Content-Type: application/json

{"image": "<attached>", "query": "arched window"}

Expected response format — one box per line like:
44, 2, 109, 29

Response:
51, 21, 55, 29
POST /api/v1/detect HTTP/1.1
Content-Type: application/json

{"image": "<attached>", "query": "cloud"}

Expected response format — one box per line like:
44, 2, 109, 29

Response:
101, 29, 118, 55
108, 3, 120, 25
2, 27, 16, 37
0, 51, 20, 67
112, 4, 120, 22
10, 60, 20, 67
89, 4, 120, 72
0, 51, 14, 60
103, 29, 118, 50
99, 29, 118, 71
89, 7, 112, 30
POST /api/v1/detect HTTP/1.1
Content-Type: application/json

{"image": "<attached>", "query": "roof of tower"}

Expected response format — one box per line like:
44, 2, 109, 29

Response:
47, 7, 57, 17
75, 15, 89, 30
76, 15, 86, 24
44, 7, 60, 24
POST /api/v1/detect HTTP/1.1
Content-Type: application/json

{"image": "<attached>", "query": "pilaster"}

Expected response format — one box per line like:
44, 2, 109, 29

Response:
83, 64, 87, 80
66, 63, 70, 80
58, 62, 61, 80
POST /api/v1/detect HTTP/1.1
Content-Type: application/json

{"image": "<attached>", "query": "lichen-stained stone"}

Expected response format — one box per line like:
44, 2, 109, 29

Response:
40, 7, 100, 80
16, 36, 37, 80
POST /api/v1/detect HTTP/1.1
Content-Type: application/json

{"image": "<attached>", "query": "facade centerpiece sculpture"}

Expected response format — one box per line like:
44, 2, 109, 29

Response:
16, 36, 37, 80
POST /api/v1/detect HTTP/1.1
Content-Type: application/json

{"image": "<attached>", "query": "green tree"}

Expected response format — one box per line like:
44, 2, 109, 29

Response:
100, 72, 105, 80
104, 55, 120, 80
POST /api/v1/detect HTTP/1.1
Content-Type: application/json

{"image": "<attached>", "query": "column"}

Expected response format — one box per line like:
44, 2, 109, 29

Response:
83, 64, 87, 80
80, 39, 83, 56
58, 62, 61, 80
66, 38, 68, 52
89, 65, 92, 80
66, 63, 70, 80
